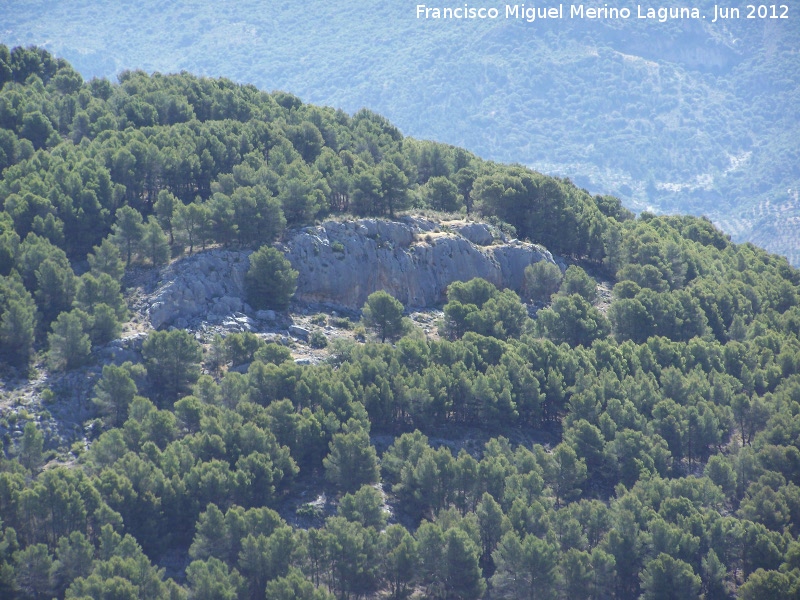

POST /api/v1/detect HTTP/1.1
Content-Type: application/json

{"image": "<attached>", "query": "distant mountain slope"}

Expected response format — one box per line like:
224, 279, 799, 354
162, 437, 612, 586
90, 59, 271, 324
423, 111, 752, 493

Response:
2, 0, 799, 262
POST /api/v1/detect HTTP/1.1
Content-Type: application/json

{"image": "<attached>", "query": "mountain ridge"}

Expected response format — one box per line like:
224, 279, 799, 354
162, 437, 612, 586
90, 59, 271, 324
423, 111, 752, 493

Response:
3, 0, 798, 263
0, 48, 799, 600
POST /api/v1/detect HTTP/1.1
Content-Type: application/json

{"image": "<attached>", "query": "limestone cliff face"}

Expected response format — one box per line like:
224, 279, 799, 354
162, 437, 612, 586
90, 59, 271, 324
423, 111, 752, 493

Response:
146, 249, 252, 329
145, 217, 557, 328
286, 217, 556, 309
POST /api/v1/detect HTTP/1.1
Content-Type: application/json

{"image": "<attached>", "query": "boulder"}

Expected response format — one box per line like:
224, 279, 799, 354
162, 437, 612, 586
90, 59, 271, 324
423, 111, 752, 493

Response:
288, 325, 311, 340
294, 357, 319, 366
450, 222, 495, 246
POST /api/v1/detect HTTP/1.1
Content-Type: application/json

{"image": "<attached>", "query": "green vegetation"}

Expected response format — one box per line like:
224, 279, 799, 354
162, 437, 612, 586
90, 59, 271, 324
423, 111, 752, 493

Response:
523, 260, 563, 303
361, 291, 405, 343
442, 278, 528, 340
245, 247, 298, 311
0, 48, 800, 599
558, 265, 597, 303
142, 329, 203, 402
47, 309, 91, 371
2, 1, 798, 263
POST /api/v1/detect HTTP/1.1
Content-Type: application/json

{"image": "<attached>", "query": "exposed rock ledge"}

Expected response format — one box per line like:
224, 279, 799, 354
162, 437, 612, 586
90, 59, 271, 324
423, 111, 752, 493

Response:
145, 217, 557, 329
287, 217, 556, 308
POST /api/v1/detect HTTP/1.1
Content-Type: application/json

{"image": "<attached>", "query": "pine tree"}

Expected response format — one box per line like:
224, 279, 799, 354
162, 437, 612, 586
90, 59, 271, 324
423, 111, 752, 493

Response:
47, 309, 91, 371
324, 424, 380, 493
0, 275, 36, 367
245, 246, 298, 310
34, 256, 76, 325
19, 422, 43, 471
445, 528, 486, 599
154, 190, 178, 245
93, 364, 138, 427
361, 290, 405, 343
111, 206, 144, 266
142, 329, 202, 402
141, 216, 170, 266
87, 237, 125, 280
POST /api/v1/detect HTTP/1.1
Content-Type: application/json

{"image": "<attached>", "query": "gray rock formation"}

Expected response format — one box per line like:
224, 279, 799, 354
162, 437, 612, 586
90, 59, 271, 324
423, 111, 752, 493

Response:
143, 217, 557, 328
286, 217, 555, 309
449, 222, 495, 246
146, 249, 252, 329
288, 325, 311, 340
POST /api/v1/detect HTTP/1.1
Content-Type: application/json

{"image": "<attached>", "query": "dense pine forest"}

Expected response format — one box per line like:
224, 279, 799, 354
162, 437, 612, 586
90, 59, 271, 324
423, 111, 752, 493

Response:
1, 45, 800, 599
5, 0, 799, 264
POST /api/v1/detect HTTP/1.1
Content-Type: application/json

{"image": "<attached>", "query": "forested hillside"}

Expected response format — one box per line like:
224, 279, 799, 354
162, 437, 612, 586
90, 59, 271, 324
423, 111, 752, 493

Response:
1, 47, 800, 599
3, 0, 799, 264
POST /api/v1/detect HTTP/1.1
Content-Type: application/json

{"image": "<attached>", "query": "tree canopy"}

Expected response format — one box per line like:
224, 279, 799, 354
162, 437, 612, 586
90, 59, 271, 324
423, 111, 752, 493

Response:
245, 246, 298, 311
0, 46, 799, 600
361, 291, 404, 343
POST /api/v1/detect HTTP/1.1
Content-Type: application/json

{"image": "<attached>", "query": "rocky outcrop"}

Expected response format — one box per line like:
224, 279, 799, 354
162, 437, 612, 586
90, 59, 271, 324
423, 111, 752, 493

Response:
146, 250, 252, 329
144, 217, 557, 328
286, 217, 556, 309
449, 222, 495, 246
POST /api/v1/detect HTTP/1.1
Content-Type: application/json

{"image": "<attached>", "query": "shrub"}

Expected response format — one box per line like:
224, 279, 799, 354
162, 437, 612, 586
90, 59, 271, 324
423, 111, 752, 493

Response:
309, 331, 328, 348
330, 316, 353, 329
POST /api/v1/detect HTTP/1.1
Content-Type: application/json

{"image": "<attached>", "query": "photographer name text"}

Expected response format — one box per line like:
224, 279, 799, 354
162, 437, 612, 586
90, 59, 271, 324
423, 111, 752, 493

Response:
415, 4, 789, 23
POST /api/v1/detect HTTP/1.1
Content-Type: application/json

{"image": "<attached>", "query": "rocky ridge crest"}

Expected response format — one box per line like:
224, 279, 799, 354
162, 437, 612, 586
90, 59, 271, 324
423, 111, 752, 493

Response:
145, 217, 557, 329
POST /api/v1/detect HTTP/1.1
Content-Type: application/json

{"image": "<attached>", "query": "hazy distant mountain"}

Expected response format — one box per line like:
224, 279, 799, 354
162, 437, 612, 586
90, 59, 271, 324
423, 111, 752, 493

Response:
3, 0, 798, 263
